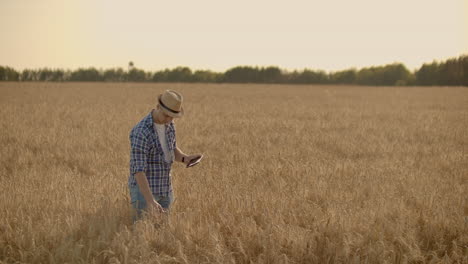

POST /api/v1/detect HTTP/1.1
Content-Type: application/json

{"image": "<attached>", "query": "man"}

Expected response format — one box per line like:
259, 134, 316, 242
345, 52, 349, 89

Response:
128, 90, 201, 219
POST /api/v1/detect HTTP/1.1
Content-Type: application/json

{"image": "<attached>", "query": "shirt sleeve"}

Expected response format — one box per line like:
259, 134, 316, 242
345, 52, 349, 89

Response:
172, 128, 177, 150
130, 131, 148, 176
171, 122, 177, 149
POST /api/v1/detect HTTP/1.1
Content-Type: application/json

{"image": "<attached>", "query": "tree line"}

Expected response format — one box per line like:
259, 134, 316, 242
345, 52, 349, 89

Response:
1, 54, 466, 86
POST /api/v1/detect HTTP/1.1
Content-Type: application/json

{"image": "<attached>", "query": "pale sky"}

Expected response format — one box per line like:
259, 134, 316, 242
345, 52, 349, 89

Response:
1, 0, 467, 72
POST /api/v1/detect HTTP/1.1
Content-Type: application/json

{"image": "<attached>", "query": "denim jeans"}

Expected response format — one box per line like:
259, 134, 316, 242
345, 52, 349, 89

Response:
128, 183, 173, 221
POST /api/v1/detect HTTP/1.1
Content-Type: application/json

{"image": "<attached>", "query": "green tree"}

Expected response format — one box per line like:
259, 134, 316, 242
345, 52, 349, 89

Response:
415, 55, 468, 86
260, 66, 283, 83
461, 55, 468, 86
167, 67, 193, 82
192, 70, 222, 82
223, 66, 259, 83
329, 69, 357, 84
127, 68, 147, 82
0, 66, 20, 81
415, 62, 439, 85
21, 69, 37, 81
103, 68, 126, 82
152, 69, 170, 82
70, 68, 103, 81
356, 63, 411, 86
293, 69, 328, 84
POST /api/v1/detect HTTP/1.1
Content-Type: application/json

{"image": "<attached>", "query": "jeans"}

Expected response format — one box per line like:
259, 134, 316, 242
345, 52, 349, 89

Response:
128, 183, 173, 221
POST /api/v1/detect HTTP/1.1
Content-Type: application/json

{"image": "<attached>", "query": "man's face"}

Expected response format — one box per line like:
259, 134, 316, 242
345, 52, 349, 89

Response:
161, 111, 174, 124
156, 105, 174, 124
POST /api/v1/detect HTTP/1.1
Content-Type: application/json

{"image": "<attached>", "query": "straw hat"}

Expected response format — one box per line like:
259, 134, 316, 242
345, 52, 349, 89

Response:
158, 90, 184, 118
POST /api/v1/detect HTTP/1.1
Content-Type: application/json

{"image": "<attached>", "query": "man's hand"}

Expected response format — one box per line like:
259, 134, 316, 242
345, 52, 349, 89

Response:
183, 154, 203, 166
134, 172, 166, 215
148, 200, 166, 214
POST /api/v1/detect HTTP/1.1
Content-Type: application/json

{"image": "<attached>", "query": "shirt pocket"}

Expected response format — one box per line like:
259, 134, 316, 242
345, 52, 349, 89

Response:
148, 144, 164, 163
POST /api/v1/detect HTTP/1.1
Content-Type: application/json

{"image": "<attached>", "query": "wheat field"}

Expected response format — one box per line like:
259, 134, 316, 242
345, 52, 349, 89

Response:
0, 82, 467, 263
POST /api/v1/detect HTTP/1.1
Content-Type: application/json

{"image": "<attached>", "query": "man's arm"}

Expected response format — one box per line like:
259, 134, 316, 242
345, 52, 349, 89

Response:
174, 147, 188, 163
134, 172, 164, 213
174, 147, 203, 166
130, 131, 164, 213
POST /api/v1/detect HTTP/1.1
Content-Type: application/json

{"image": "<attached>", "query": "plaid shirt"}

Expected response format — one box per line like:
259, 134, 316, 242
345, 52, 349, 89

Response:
128, 111, 177, 197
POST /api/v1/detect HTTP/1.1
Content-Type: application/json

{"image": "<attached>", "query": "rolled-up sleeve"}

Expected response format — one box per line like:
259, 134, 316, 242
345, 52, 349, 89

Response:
169, 123, 177, 150
130, 132, 148, 176
172, 131, 177, 150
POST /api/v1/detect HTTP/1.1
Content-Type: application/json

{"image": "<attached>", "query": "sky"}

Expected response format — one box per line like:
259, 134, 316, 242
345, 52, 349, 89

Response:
1, 0, 467, 72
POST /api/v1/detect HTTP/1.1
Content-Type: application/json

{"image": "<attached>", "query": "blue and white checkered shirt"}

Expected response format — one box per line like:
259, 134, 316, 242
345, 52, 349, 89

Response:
128, 111, 176, 197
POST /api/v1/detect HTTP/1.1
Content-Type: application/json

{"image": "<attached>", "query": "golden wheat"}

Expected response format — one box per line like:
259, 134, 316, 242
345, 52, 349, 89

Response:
0, 82, 467, 263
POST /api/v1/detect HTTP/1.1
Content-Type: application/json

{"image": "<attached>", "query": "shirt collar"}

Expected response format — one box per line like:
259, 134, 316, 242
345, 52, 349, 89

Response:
145, 110, 173, 129
144, 110, 154, 129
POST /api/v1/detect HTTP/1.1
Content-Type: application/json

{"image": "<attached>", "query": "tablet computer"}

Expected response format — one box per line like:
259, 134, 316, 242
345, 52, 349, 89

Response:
186, 155, 203, 168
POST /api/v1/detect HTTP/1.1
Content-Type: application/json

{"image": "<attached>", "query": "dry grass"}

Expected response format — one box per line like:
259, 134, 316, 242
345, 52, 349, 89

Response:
0, 82, 467, 263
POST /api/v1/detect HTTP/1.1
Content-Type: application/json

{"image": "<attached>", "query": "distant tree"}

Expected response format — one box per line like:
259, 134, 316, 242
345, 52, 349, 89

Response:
0, 66, 5, 80
167, 67, 193, 82
103, 68, 126, 82
462, 55, 468, 86
223, 66, 259, 83
282, 70, 299, 83
1, 54, 467, 86
415, 62, 439, 85
192, 70, 222, 82
152, 69, 170, 82
70, 68, 103, 81
381, 64, 411, 86
0, 66, 20, 81
48, 69, 65, 81
329, 69, 357, 84
222, 66, 285, 83
39, 68, 50, 81
21, 69, 36, 81
127, 68, 147, 82
356, 63, 411, 86
438, 57, 464, 85
293, 69, 328, 84
260, 66, 283, 83
145, 71, 153, 82
34, 68, 66, 81
414, 54, 468, 86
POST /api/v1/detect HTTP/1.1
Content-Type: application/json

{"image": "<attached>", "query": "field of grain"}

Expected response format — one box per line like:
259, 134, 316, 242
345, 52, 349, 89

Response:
0, 82, 467, 263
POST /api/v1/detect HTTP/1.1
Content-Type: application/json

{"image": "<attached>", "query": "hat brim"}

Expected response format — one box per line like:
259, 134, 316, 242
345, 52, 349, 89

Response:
158, 94, 184, 118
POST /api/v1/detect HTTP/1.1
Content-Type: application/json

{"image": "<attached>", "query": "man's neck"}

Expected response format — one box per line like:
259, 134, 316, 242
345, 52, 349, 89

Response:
152, 109, 164, 125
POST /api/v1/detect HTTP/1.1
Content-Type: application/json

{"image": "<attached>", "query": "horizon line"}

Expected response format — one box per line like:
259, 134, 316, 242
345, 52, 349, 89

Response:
3, 53, 467, 74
